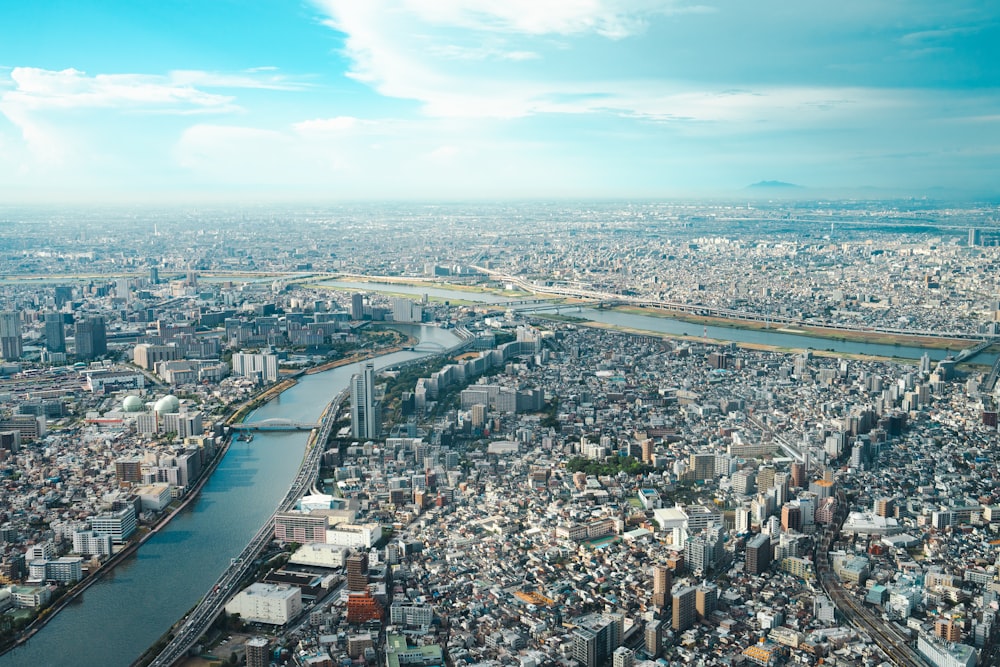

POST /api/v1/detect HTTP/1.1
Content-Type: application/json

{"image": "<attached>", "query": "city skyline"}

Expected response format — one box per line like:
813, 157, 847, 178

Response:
1, 1, 998, 203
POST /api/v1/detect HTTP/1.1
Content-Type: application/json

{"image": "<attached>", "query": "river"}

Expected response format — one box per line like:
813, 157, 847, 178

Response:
324, 280, 998, 366
0, 325, 460, 667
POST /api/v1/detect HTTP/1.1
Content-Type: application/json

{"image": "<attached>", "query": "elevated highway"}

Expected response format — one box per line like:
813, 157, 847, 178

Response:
142, 390, 347, 667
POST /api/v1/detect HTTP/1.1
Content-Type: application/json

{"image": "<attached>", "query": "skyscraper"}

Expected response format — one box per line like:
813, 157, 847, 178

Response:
75, 315, 107, 360
44, 313, 65, 353
0, 312, 23, 360
571, 614, 621, 667
651, 564, 672, 609
351, 292, 365, 320
351, 362, 378, 439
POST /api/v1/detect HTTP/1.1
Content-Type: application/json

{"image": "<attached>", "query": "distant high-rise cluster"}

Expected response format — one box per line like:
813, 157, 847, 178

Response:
0, 312, 23, 360
74, 315, 107, 360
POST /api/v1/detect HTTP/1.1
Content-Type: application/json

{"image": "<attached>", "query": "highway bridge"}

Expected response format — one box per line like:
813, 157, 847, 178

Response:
229, 418, 319, 431
142, 389, 347, 667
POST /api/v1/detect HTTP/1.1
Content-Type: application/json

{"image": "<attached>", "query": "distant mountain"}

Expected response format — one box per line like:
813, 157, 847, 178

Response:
747, 180, 803, 189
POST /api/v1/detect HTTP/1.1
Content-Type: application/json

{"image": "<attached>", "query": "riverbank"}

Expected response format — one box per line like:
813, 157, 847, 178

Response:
610, 305, 980, 350
0, 433, 235, 658
532, 314, 930, 365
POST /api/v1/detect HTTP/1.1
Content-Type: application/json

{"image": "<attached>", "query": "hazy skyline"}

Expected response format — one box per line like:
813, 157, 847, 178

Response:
1, 1, 998, 202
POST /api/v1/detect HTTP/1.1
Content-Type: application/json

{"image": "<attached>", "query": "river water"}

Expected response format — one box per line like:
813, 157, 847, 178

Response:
0, 325, 459, 667
325, 280, 997, 366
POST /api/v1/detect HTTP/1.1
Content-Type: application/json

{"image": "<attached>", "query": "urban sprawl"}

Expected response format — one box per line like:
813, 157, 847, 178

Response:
0, 201, 998, 667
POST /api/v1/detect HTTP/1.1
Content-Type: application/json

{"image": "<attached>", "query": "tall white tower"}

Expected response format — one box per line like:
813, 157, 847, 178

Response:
350, 362, 377, 439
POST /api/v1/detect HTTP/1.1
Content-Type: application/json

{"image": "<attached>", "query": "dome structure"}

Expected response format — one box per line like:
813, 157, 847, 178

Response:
153, 395, 180, 415
122, 396, 144, 413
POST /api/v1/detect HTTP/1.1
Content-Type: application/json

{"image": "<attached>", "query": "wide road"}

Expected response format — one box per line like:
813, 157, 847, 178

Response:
140, 389, 346, 667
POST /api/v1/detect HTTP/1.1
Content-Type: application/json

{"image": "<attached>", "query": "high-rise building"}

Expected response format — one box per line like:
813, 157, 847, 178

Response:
44, 313, 66, 353
790, 461, 806, 489
351, 362, 378, 440
746, 532, 773, 575
0, 312, 23, 360
651, 564, 672, 609
245, 637, 269, 667
571, 614, 621, 667
346, 551, 369, 591
231, 351, 279, 384
351, 292, 365, 320
672, 585, 696, 632
75, 315, 107, 360
696, 583, 718, 619
781, 504, 802, 533
148, 267, 160, 285
644, 619, 662, 658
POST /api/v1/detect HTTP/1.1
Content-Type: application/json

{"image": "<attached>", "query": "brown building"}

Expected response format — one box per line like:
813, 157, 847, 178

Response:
651, 564, 672, 609
346, 552, 369, 592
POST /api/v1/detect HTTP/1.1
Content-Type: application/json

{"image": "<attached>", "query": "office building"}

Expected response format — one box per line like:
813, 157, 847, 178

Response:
351, 292, 365, 320
75, 315, 107, 359
91, 506, 137, 544
351, 362, 379, 440
44, 313, 66, 353
571, 614, 621, 667
0, 312, 22, 360
746, 532, 773, 575
672, 585, 697, 632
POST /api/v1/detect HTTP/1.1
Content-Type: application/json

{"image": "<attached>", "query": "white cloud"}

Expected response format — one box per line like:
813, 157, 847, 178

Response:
312, 0, 918, 126
2, 67, 238, 113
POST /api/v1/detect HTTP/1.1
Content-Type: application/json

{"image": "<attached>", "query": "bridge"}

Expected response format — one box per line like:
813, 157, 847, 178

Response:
984, 356, 1000, 393
143, 390, 347, 667
229, 418, 319, 431
953, 338, 997, 363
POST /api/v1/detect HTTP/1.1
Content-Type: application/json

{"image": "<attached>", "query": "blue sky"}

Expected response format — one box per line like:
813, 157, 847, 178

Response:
1, 0, 997, 201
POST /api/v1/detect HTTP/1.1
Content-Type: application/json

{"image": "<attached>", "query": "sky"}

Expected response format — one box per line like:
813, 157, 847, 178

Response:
1, 0, 998, 202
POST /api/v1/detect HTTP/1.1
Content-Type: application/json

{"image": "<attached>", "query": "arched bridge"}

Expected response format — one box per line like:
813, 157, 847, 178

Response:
230, 418, 319, 431
413, 341, 448, 352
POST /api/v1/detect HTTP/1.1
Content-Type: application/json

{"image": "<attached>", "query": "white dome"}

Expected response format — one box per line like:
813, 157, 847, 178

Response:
153, 395, 180, 414
122, 396, 144, 413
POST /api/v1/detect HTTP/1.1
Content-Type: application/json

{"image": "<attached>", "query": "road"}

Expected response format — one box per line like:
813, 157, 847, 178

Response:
139, 389, 347, 667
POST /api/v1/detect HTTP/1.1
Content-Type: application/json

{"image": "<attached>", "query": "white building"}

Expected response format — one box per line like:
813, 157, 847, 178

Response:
917, 634, 977, 667
231, 352, 279, 384
326, 522, 382, 549
225, 583, 302, 625
289, 543, 348, 569
133, 484, 173, 512
73, 530, 114, 557
91, 506, 137, 544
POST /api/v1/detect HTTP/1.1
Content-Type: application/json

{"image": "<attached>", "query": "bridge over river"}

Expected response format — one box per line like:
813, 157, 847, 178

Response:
229, 418, 319, 431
